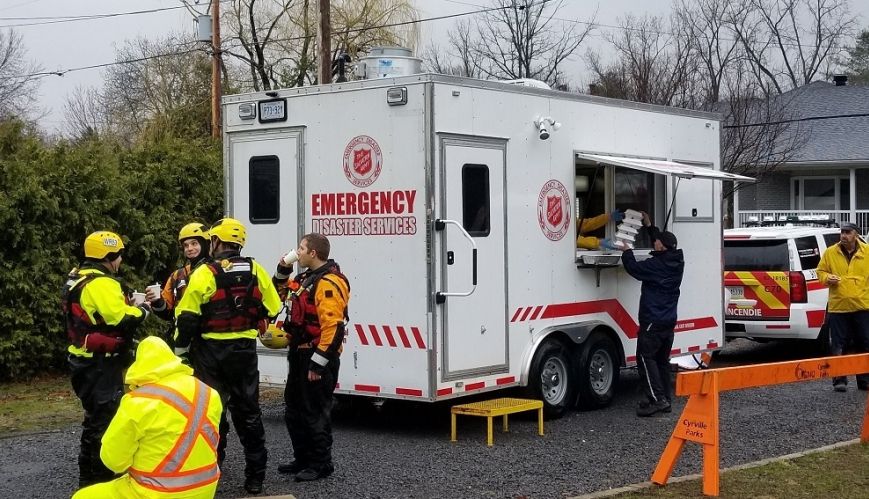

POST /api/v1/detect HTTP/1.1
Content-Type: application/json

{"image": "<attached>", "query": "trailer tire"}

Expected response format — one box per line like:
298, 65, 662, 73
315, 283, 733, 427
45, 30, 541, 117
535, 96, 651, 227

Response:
576, 332, 619, 410
528, 340, 576, 419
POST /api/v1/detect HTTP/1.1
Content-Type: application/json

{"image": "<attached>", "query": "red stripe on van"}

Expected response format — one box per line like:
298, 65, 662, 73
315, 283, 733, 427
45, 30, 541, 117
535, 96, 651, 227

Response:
627, 355, 637, 362
396, 387, 423, 397
806, 280, 825, 292
765, 325, 791, 329
806, 310, 826, 328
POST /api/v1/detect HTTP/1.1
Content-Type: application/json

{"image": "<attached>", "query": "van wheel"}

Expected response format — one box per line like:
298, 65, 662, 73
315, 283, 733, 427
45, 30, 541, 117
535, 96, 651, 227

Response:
576, 333, 619, 410
527, 340, 575, 419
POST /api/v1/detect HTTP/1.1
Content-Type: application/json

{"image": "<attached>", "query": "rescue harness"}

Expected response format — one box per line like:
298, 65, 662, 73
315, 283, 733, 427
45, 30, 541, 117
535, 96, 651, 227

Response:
61, 267, 130, 353
199, 256, 267, 333
284, 262, 350, 349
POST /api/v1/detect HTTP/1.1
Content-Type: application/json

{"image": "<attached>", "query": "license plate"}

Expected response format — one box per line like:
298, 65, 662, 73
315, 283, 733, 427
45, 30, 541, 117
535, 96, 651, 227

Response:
727, 286, 743, 297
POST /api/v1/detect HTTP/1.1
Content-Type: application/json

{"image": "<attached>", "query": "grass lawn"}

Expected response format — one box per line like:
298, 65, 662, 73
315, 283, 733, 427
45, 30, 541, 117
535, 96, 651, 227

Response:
614, 443, 869, 498
0, 375, 81, 435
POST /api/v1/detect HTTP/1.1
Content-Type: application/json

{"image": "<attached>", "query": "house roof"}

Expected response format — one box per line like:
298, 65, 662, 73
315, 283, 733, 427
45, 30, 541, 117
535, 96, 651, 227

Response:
777, 81, 869, 163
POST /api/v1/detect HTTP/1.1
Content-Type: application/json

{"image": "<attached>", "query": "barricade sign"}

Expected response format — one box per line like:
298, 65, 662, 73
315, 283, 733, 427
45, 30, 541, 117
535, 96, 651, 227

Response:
651, 353, 869, 496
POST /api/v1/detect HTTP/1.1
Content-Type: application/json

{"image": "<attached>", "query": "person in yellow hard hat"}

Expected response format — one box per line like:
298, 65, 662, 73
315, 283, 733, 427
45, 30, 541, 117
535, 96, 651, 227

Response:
61, 230, 150, 487
72, 336, 223, 499
148, 222, 211, 343
174, 217, 281, 495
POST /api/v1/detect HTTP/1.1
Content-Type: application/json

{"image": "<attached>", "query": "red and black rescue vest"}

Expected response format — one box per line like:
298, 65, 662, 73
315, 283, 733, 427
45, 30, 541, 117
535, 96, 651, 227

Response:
61, 268, 128, 348
285, 264, 349, 346
200, 256, 266, 333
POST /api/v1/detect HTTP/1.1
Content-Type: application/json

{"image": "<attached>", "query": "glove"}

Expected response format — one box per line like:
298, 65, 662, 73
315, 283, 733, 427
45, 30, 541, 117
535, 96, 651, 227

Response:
610, 209, 625, 223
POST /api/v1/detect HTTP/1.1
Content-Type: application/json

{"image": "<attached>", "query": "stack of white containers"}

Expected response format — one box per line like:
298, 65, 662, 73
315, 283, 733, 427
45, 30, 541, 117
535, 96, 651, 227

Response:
615, 209, 643, 250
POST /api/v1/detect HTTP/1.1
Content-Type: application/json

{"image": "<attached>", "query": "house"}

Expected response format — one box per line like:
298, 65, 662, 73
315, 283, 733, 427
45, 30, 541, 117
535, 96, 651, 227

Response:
734, 75, 869, 231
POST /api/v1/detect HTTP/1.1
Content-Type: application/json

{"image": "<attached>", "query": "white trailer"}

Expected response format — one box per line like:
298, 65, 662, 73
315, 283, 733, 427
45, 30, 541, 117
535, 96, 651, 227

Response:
222, 74, 753, 416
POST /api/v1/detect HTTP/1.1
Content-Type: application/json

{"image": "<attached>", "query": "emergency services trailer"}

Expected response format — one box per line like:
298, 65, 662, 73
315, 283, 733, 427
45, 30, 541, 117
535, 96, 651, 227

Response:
222, 74, 753, 416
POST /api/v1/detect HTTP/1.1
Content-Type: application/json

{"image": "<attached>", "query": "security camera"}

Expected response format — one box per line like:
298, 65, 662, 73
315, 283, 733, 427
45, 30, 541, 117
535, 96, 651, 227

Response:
534, 116, 561, 141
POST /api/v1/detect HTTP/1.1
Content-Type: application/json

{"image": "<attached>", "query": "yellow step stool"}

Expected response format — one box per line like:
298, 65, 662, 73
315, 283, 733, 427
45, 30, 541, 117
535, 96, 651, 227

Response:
450, 397, 544, 446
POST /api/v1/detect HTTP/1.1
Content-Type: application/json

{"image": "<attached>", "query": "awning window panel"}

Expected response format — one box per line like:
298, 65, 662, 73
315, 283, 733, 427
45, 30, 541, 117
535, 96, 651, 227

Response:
575, 153, 756, 183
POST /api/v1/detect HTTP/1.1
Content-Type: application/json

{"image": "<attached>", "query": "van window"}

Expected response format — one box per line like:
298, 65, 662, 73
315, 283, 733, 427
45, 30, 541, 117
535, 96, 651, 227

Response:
462, 164, 489, 237
249, 155, 279, 223
823, 233, 840, 248
723, 240, 790, 271
794, 236, 821, 270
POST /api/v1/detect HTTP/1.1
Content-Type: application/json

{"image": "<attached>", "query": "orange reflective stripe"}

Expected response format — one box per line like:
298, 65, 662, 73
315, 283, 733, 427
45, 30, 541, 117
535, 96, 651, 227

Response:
128, 379, 220, 492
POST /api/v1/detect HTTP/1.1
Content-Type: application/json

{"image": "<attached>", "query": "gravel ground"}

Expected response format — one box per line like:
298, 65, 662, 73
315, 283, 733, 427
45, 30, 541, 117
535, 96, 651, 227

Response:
1, 339, 865, 499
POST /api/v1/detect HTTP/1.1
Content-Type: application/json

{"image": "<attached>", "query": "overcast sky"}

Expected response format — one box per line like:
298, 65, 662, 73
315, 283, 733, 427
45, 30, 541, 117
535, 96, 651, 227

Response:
3, 0, 867, 133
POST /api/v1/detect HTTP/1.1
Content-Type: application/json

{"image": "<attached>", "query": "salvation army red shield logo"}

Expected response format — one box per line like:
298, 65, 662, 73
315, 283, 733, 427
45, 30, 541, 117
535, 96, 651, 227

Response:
343, 135, 382, 187
537, 180, 571, 241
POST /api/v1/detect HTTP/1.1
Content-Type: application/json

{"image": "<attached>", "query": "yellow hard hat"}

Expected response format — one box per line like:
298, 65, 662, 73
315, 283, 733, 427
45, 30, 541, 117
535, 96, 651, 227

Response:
83, 231, 125, 260
259, 324, 289, 349
210, 218, 246, 248
178, 222, 208, 242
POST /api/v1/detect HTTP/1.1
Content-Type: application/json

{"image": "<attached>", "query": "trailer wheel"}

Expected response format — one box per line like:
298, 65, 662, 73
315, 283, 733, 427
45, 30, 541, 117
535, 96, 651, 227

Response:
528, 340, 575, 419
576, 333, 619, 410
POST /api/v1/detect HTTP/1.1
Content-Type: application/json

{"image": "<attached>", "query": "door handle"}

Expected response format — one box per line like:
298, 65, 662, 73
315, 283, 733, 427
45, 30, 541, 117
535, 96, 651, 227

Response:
447, 251, 455, 265
434, 219, 478, 303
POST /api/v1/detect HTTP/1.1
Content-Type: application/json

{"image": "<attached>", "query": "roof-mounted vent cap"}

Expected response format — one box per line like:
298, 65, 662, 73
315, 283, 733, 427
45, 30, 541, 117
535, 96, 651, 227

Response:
833, 74, 848, 86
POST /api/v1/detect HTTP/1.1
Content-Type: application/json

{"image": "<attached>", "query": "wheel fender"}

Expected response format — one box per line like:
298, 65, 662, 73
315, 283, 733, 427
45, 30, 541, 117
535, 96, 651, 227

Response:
519, 321, 608, 386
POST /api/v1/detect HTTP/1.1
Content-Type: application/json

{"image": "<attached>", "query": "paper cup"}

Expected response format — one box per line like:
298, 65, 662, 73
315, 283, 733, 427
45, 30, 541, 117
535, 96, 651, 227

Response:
132, 292, 146, 306
282, 249, 299, 265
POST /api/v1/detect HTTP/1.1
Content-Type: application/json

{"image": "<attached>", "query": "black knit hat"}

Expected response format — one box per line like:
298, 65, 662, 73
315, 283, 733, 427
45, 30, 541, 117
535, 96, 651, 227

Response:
840, 222, 859, 232
656, 231, 678, 250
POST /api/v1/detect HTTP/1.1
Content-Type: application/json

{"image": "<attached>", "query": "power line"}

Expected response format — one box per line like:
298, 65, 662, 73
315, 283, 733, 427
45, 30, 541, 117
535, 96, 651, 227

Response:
0, 1, 232, 29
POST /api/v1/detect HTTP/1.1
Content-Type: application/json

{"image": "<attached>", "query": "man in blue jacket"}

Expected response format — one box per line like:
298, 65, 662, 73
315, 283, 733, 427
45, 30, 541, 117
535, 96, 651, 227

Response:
621, 225, 684, 417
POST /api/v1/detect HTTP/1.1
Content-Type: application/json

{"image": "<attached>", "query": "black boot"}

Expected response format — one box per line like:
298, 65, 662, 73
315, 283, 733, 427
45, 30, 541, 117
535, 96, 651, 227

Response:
244, 476, 263, 494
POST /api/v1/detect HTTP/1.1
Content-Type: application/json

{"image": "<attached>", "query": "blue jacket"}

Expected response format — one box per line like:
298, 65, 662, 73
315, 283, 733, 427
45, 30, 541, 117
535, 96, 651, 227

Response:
621, 248, 684, 326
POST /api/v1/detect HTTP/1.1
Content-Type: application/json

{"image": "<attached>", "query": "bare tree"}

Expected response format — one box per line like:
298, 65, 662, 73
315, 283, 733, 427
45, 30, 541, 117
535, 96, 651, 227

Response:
224, 0, 293, 91
470, 0, 595, 86
0, 29, 41, 120
62, 86, 107, 140
422, 19, 484, 77
675, 0, 741, 105
727, 0, 857, 94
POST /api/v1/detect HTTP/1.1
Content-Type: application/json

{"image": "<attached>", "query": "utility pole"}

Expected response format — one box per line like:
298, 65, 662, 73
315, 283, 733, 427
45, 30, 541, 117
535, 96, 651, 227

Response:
318, 0, 331, 85
211, 0, 222, 138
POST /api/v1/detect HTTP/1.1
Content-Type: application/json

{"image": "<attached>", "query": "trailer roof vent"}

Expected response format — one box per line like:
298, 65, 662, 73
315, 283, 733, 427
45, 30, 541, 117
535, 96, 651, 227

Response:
356, 46, 422, 80
502, 78, 551, 90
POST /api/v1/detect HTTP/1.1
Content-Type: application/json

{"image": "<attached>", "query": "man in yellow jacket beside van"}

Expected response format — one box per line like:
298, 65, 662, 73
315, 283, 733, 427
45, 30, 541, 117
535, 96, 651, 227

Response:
72, 336, 223, 499
817, 221, 869, 392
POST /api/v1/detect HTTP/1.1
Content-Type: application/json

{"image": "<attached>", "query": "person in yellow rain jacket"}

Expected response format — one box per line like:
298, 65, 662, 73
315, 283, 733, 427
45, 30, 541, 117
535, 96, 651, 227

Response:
148, 222, 211, 343
577, 210, 624, 250
61, 230, 149, 487
72, 336, 223, 499
816, 221, 869, 392
273, 233, 350, 482
174, 218, 281, 495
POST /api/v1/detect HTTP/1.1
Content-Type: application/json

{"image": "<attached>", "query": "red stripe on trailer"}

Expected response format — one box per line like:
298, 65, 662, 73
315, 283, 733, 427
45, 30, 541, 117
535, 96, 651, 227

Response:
670, 348, 681, 355
396, 326, 411, 348
437, 387, 453, 396
355, 384, 380, 393
529, 306, 544, 320
411, 327, 426, 349
368, 325, 383, 346
688, 345, 701, 352
542, 300, 637, 336
674, 317, 719, 332
496, 376, 515, 385
627, 355, 637, 362
510, 308, 523, 322
396, 387, 423, 397
382, 325, 397, 347
520, 307, 533, 322
766, 325, 791, 329
465, 382, 485, 391
355, 324, 368, 345
806, 309, 826, 328
707, 342, 719, 349
335, 383, 340, 389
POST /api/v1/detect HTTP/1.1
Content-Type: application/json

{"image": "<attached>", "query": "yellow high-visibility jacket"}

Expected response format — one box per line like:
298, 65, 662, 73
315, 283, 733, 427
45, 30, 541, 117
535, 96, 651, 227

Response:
817, 240, 869, 313
577, 213, 610, 250
67, 266, 146, 357
75, 337, 223, 499
175, 255, 281, 341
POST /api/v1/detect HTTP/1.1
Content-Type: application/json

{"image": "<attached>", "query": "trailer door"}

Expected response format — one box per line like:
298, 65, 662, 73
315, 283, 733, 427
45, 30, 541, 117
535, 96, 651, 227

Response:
439, 137, 508, 378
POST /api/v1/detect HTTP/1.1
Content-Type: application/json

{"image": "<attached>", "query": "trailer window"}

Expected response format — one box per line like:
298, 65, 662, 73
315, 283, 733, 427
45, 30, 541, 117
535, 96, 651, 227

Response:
249, 155, 279, 223
462, 164, 490, 237
614, 168, 656, 248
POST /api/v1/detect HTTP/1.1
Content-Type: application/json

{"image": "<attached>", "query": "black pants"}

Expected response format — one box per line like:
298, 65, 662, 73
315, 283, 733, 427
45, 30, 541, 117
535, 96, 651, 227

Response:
191, 338, 267, 480
828, 311, 869, 387
69, 353, 125, 487
636, 322, 675, 405
284, 348, 340, 471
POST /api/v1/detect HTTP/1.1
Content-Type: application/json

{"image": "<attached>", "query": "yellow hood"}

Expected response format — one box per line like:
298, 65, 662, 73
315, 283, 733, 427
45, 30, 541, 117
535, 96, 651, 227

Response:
125, 336, 193, 389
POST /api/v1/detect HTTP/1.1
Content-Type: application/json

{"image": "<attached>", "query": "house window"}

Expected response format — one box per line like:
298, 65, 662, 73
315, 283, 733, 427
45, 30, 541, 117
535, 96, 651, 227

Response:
462, 164, 490, 237
249, 156, 280, 223
791, 177, 849, 210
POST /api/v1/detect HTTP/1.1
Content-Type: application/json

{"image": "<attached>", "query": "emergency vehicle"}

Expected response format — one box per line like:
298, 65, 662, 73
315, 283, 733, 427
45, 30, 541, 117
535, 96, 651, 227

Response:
221, 73, 753, 416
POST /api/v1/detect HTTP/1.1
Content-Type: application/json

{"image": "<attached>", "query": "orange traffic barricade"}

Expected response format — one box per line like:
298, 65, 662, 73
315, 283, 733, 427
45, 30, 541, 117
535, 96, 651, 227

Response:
652, 353, 869, 496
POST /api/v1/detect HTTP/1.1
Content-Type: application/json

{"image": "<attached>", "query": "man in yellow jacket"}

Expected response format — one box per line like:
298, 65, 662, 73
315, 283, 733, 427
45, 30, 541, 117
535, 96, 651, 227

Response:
174, 218, 281, 495
62, 231, 150, 487
72, 336, 223, 499
577, 210, 624, 250
273, 233, 350, 482
817, 222, 869, 392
